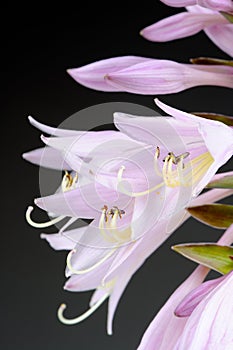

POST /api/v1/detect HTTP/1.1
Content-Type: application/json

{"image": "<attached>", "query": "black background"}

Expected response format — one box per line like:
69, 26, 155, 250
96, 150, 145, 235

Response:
2, 2, 233, 349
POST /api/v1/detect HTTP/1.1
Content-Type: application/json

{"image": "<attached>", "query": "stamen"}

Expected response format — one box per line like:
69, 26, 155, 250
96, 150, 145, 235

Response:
26, 206, 66, 228
117, 165, 125, 183
57, 293, 109, 325
154, 146, 162, 176
62, 171, 78, 192
66, 248, 117, 275
117, 166, 164, 197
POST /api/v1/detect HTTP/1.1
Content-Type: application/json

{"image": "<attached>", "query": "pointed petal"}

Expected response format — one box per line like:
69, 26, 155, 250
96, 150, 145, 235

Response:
41, 130, 131, 160
175, 275, 225, 317
67, 56, 151, 91
160, 0, 195, 6
155, 99, 233, 194
137, 266, 209, 350
28, 116, 80, 136
22, 147, 72, 170
35, 181, 122, 218
114, 111, 201, 152
107, 271, 132, 335
174, 271, 233, 349
140, 12, 224, 42
40, 226, 87, 250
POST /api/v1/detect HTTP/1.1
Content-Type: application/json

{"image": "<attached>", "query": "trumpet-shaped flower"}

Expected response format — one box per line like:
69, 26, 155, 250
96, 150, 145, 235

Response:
141, 5, 233, 57
105, 59, 233, 94
67, 56, 151, 92
24, 99, 233, 334
138, 224, 233, 350
174, 270, 233, 349
37, 188, 233, 335
160, 0, 233, 13
67, 56, 233, 95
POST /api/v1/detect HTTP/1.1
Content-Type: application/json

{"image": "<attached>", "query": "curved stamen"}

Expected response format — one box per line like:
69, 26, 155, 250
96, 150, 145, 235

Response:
66, 248, 117, 275
57, 293, 109, 325
26, 206, 66, 228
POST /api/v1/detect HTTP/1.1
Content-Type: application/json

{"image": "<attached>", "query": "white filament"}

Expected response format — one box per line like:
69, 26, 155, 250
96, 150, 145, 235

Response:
26, 206, 66, 228
57, 293, 109, 325
66, 248, 117, 275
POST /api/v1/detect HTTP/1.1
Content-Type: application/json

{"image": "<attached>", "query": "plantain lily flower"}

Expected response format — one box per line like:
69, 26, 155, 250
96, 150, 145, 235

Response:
174, 270, 233, 349
67, 56, 233, 94
141, 5, 233, 57
24, 99, 233, 333
138, 224, 233, 349
160, 0, 233, 13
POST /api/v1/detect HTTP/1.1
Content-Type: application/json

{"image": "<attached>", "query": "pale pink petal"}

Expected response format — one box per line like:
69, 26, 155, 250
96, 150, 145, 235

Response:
35, 181, 123, 219
64, 231, 118, 278
198, 0, 233, 13
107, 271, 133, 335
22, 147, 72, 170
160, 0, 195, 6
140, 12, 225, 42
174, 271, 233, 349
40, 225, 87, 250
106, 60, 233, 94
67, 56, 151, 91
28, 116, 80, 136
64, 257, 114, 292
114, 111, 201, 149
137, 266, 209, 350
155, 99, 233, 194
205, 23, 233, 57
175, 275, 225, 316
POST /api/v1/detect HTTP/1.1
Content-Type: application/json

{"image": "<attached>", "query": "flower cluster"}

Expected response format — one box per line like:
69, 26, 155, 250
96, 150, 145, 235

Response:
24, 0, 233, 348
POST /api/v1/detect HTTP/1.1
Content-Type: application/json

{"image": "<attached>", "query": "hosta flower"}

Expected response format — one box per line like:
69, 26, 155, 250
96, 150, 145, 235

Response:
105, 59, 233, 94
67, 56, 152, 92
141, 5, 233, 57
174, 270, 233, 349
115, 99, 233, 197
67, 56, 233, 95
138, 224, 233, 350
24, 99, 233, 333
160, 0, 233, 13
28, 181, 233, 335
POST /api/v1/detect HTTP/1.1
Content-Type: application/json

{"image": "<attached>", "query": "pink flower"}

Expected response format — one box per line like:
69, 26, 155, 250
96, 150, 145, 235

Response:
174, 271, 233, 349
141, 5, 233, 57
105, 59, 233, 94
24, 101, 233, 333
67, 56, 151, 91
160, 0, 233, 13
137, 224, 233, 349
67, 56, 233, 94
33, 187, 233, 335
